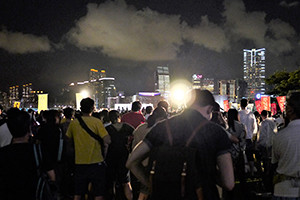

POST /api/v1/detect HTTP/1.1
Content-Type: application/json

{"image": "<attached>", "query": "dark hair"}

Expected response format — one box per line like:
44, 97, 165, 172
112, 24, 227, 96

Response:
63, 107, 74, 119
131, 101, 142, 112
145, 106, 153, 114
80, 98, 95, 113
109, 110, 120, 124
261, 110, 268, 117
99, 110, 110, 123
240, 99, 248, 108
287, 92, 300, 118
157, 100, 169, 111
43, 110, 59, 124
147, 106, 167, 128
228, 109, 239, 132
188, 89, 215, 107
7, 110, 30, 138
211, 102, 221, 125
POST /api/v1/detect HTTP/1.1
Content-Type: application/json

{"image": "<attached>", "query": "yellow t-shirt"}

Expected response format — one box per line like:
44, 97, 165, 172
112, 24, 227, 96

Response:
66, 116, 108, 164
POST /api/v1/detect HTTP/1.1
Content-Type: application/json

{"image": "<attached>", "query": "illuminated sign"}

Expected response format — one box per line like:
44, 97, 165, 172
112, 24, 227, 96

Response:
101, 70, 106, 73
255, 93, 261, 99
192, 74, 203, 80
139, 92, 161, 96
90, 69, 98, 72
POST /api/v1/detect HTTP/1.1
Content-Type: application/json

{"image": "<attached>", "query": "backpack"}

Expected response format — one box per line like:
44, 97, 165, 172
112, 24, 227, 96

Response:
147, 120, 207, 200
33, 144, 59, 200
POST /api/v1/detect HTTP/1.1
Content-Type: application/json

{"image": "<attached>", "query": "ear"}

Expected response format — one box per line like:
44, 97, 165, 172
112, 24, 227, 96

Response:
206, 105, 213, 115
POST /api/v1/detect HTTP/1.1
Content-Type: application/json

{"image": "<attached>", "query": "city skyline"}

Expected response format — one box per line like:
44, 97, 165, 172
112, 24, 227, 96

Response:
1, 0, 300, 95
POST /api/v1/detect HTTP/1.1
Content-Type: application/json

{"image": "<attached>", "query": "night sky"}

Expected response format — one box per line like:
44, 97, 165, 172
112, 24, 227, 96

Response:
1, 0, 300, 96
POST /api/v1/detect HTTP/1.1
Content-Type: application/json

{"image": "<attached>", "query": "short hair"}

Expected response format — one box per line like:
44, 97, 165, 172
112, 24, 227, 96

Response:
7, 110, 30, 138
131, 101, 142, 112
147, 106, 167, 128
287, 91, 300, 118
188, 89, 215, 107
109, 110, 120, 123
99, 110, 110, 123
43, 110, 59, 124
261, 110, 268, 117
63, 107, 74, 119
145, 106, 153, 114
157, 100, 169, 111
80, 98, 95, 114
240, 99, 248, 108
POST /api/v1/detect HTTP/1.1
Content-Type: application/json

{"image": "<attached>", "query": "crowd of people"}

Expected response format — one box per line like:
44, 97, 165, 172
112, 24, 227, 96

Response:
0, 89, 300, 200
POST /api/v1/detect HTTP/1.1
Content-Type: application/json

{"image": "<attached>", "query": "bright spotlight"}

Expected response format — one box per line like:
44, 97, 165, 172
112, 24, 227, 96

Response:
81, 90, 89, 98
170, 80, 192, 106
173, 89, 185, 101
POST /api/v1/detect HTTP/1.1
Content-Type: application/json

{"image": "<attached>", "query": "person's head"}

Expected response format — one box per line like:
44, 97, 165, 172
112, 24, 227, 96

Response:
63, 107, 74, 119
145, 106, 153, 115
80, 98, 95, 114
240, 99, 248, 109
7, 110, 30, 138
228, 109, 239, 131
131, 101, 142, 112
211, 102, 220, 123
157, 100, 169, 111
109, 110, 120, 124
99, 109, 110, 123
261, 110, 268, 120
147, 106, 168, 128
228, 109, 239, 122
187, 89, 215, 120
285, 91, 300, 120
43, 110, 60, 124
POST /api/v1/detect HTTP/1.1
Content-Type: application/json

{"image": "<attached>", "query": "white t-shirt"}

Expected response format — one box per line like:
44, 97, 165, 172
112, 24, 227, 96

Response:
0, 123, 12, 148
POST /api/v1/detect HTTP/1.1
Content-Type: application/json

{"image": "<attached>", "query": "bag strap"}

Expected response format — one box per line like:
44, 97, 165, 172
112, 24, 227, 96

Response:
77, 116, 103, 142
162, 118, 208, 198
33, 144, 42, 176
57, 128, 63, 162
77, 115, 105, 157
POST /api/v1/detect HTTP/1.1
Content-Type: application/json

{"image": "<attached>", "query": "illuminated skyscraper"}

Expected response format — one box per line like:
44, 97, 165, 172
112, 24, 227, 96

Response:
155, 66, 170, 99
243, 48, 266, 99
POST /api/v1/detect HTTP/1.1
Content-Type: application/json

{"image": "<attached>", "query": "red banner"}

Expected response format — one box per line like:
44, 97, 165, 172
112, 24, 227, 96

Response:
223, 100, 229, 112
255, 100, 262, 114
271, 103, 277, 115
261, 96, 270, 111
276, 96, 286, 113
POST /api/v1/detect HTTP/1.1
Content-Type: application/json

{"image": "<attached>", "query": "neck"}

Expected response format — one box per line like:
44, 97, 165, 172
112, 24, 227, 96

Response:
81, 113, 91, 117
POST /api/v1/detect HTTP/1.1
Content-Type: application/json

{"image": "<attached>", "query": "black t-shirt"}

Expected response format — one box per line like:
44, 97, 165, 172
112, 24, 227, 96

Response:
35, 124, 61, 164
105, 123, 134, 162
0, 143, 38, 200
144, 108, 231, 200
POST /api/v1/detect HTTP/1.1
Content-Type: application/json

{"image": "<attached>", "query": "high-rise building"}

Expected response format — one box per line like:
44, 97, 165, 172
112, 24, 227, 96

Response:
192, 74, 202, 89
218, 80, 236, 101
202, 78, 215, 93
155, 66, 170, 99
243, 48, 266, 99
98, 77, 117, 108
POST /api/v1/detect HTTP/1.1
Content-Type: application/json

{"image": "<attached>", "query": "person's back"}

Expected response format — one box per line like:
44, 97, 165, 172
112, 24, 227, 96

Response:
121, 101, 145, 128
272, 92, 300, 199
146, 109, 232, 199
66, 98, 111, 200
0, 143, 38, 199
239, 99, 256, 176
127, 89, 234, 200
0, 110, 54, 200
